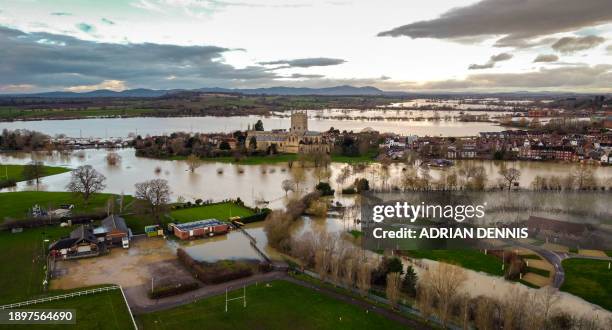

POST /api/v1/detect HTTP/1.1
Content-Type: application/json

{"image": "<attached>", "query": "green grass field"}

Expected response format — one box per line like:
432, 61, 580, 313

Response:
405, 250, 504, 276
0, 164, 70, 182
0, 289, 134, 330
0, 226, 71, 304
169, 202, 254, 223
561, 259, 612, 311
0, 191, 132, 221
136, 280, 406, 330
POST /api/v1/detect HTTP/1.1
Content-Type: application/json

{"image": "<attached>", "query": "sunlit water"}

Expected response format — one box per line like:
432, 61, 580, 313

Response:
0, 114, 509, 137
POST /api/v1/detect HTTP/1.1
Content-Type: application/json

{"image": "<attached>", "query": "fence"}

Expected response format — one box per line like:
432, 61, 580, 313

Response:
237, 228, 271, 263
0, 285, 138, 330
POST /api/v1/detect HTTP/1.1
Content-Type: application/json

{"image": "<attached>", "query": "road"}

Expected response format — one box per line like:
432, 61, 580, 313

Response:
506, 239, 567, 288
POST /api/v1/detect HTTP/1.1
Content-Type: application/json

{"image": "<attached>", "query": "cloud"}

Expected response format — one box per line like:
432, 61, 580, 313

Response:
551, 35, 605, 54
65, 80, 127, 92
131, 0, 310, 19
377, 0, 612, 47
0, 84, 36, 93
533, 54, 559, 63
607, 44, 612, 54
0, 26, 283, 91
468, 52, 513, 70
409, 64, 612, 90
288, 73, 325, 79
76, 23, 95, 33
101, 18, 115, 25
51, 12, 72, 16
259, 57, 346, 68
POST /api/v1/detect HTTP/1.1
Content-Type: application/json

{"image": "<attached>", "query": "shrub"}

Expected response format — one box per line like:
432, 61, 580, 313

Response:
0, 179, 16, 189
148, 281, 200, 299
315, 182, 335, 196
341, 187, 356, 194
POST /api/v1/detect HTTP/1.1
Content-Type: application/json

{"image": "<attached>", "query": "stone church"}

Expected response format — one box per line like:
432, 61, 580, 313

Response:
247, 111, 330, 154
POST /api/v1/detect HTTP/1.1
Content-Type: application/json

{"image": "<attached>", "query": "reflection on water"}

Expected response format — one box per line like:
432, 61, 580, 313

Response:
0, 114, 509, 137
2, 149, 611, 209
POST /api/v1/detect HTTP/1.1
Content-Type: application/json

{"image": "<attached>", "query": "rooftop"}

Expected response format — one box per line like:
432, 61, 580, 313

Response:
173, 219, 225, 231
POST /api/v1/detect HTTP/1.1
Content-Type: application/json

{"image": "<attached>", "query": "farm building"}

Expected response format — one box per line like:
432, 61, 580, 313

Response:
171, 219, 230, 240
49, 225, 100, 259
93, 215, 130, 247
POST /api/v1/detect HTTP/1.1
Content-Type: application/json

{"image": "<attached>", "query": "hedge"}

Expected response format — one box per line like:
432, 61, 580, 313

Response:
177, 248, 254, 284
148, 281, 200, 299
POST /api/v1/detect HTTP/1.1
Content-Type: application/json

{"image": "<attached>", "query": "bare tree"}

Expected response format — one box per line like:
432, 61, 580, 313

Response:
499, 166, 521, 190
281, 179, 295, 195
22, 160, 46, 189
538, 286, 560, 327
501, 285, 528, 330
416, 284, 433, 321
291, 166, 306, 193
572, 166, 596, 190
356, 259, 373, 297
66, 165, 106, 203
422, 262, 467, 327
474, 296, 497, 330
186, 154, 201, 172
105, 151, 121, 166
134, 178, 171, 220
386, 272, 402, 309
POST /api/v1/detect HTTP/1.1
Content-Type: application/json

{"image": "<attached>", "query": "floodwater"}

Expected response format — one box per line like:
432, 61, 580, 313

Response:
412, 258, 611, 325
0, 114, 508, 138
10, 148, 609, 317
2, 149, 611, 208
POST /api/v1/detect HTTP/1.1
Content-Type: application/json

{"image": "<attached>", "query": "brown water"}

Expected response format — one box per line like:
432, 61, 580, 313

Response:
3, 148, 611, 261
2, 149, 611, 207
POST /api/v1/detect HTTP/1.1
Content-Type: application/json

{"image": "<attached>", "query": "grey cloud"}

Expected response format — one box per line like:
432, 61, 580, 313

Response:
76, 23, 95, 33
533, 54, 559, 63
289, 73, 325, 79
101, 18, 115, 25
607, 44, 612, 54
0, 26, 282, 91
51, 12, 72, 16
469, 52, 513, 70
377, 0, 612, 47
552, 35, 605, 54
412, 64, 612, 90
259, 57, 346, 68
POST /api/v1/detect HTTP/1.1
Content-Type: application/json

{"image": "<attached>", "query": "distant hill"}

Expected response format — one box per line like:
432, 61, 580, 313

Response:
195, 85, 408, 96
2, 85, 409, 98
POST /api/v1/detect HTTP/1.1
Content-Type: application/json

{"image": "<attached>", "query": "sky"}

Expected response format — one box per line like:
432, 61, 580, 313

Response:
0, 0, 611, 93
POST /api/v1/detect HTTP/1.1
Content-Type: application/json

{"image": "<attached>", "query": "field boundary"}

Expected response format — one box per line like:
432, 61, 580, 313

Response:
0, 285, 138, 330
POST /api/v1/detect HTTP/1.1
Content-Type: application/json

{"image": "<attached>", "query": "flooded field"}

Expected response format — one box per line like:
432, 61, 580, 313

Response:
2, 149, 611, 209
0, 113, 509, 138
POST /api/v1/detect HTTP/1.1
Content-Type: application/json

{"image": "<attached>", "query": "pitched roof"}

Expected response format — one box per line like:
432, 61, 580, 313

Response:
100, 215, 129, 233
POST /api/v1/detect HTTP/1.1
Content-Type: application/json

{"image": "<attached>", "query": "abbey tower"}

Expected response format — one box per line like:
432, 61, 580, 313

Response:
290, 111, 308, 134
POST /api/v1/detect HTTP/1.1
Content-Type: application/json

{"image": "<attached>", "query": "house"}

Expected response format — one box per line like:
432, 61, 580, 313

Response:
49, 225, 100, 259
93, 215, 130, 247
